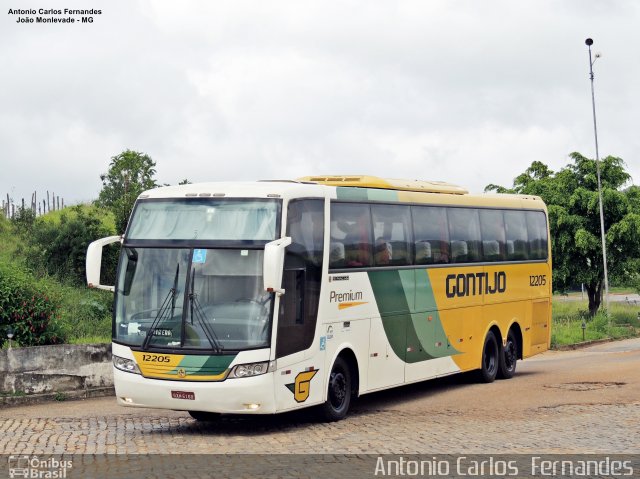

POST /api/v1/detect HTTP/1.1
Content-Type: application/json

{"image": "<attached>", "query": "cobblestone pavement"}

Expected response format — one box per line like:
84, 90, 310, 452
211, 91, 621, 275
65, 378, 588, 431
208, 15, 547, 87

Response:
1, 339, 639, 456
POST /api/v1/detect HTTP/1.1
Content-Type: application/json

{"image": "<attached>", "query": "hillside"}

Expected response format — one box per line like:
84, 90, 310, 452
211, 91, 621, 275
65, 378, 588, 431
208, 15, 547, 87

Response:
0, 207, 114, 348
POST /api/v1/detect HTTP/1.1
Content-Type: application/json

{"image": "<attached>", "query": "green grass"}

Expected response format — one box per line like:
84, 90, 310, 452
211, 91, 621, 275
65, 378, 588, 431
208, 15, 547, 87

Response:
0, 390, 26, 397
54, 283, 112, 343
551, 299, 640, 347
37, 203, 116, 232
609, 286, 637, 294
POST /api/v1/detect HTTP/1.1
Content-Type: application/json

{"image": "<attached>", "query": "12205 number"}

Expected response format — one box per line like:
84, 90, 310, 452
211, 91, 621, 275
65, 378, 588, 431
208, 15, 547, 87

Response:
529, 275, 547, 286
141, 354, 171, 363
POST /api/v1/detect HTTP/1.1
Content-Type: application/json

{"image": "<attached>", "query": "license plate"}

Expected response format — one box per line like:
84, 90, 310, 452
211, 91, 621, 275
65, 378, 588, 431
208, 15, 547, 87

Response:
171, 391, 195, 400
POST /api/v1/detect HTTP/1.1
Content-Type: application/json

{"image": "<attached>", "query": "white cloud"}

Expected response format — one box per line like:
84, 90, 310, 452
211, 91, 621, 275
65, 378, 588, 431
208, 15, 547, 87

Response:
1, 0, 639, 204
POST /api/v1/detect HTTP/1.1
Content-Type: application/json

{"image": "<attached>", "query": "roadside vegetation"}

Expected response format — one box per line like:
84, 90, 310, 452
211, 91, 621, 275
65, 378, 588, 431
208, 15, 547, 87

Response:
551, 297, 640, 347
0, 208, 114, 348
1, 150, 168, 348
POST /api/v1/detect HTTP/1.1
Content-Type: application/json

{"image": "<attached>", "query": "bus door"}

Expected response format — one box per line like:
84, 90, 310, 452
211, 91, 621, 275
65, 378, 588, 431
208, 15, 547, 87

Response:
274, 199, 325, 410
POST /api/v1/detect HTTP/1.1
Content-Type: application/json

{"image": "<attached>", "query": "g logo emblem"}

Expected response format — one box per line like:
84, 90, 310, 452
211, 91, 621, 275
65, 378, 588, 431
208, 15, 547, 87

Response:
286, 369, 318, 403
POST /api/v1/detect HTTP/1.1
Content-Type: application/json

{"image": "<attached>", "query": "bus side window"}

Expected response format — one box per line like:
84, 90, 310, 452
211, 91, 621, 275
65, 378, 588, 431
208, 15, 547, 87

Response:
479, 209, 506, 262
412, 206, 450, 265
526, 211, 548, 260
505, 211, 529, 261
448, 208, 482, 263
280, 269, 305, 324
330, 203, 373, 269
371, 204, 411, 266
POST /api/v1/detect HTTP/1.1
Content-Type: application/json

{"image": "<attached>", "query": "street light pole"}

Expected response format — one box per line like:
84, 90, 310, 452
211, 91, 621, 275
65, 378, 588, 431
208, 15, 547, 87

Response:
585, 37, 610, 318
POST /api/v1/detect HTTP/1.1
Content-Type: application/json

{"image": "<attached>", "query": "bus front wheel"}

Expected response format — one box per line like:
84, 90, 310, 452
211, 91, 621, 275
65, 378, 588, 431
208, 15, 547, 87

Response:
319, 356, 352, 422
498, 329, 518, 379
477, 331, 499, 383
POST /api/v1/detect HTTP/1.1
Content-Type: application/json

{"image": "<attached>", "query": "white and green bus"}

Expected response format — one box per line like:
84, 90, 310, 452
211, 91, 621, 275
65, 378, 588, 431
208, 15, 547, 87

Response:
87, 176, 551, 421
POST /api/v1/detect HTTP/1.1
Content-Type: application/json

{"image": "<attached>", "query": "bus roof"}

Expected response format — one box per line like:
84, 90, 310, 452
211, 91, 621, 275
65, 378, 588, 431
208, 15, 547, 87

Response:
137, 178, 545, 211
298, 175, 468, 195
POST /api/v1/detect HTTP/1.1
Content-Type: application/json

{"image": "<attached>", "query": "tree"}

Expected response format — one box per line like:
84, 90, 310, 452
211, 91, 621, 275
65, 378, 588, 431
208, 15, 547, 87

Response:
486, 152, 640, 316
97, 150, 158, 233
21, 206, 118, 286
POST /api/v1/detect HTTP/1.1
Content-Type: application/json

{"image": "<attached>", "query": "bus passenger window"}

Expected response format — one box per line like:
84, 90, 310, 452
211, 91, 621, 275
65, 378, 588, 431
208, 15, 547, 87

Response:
412, 206, 450, 264
526, 211, 548, 260
505, 211, 529, 260
448, 208, 482, 263
371, 204, 411, 266
330, 203, 373, 268
479, 209, 506, 262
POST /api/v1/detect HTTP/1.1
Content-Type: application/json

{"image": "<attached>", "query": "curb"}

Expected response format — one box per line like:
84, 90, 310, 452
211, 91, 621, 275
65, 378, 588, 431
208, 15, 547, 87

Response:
552, 336, 626, 351
0, 386, 114, 408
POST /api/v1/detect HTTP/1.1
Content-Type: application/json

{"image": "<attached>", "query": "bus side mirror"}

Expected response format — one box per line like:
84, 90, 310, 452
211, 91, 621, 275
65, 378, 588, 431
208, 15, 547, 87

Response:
86, 236, 122, 292
263, 237, 292, 295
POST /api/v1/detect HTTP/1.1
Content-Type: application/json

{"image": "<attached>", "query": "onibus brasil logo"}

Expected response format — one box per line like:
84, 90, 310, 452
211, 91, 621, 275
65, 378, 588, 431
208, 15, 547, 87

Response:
8, 455, 73, 478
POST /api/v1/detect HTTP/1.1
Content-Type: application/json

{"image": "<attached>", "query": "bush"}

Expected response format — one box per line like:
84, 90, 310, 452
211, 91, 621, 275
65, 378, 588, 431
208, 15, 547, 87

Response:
10, 206, 36, 236
0, 214, 10, 234
20, 205, 118, 286
56, 286, 113, 342
0, 262, 64, 347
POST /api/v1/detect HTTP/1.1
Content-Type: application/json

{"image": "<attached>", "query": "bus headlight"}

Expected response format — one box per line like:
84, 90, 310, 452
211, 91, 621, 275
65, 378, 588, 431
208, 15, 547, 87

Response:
113, 355, 141, 375
229, 360, 275, 379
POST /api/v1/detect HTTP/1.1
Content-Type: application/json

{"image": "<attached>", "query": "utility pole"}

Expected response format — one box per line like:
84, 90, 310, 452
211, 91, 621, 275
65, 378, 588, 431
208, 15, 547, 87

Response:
585, 37, 610, 319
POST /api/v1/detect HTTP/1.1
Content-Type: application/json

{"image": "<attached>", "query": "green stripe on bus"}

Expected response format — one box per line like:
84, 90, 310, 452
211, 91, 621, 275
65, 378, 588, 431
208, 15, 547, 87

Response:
369, 270, 458, 363
368, 270, 410, 360
177, 354, 236, 375
413, 269, 457, 358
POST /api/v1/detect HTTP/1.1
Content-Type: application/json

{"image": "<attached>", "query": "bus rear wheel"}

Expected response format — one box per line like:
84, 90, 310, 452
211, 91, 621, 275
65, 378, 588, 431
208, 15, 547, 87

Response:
498, 329, 518, 379
319, 357, 352, 422
188, 411, 221, 422
477, 331, 499, 383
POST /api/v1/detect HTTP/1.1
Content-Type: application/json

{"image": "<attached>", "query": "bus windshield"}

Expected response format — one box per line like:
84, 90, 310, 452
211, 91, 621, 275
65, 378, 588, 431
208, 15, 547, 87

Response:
114, 247, 272, 351
127, 198, 279, 241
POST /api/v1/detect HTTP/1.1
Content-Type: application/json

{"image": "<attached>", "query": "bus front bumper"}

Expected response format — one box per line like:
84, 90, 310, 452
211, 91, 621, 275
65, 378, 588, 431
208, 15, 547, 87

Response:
113, 367, 277, 414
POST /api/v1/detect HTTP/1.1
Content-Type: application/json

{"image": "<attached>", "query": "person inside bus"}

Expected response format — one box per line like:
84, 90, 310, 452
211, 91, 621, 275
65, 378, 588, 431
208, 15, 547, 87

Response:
375, 238, 392, 265
343, 221, 372, 267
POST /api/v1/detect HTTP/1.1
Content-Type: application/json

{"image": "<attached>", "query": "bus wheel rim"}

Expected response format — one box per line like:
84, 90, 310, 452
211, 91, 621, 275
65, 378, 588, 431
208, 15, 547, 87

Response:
485, 340, 497, 374
329, 371, 347, 409
504, 338, 516, 371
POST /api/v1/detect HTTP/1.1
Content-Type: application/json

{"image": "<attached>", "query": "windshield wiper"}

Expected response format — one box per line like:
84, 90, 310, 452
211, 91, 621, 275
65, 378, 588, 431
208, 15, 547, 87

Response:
142, 263, 179, 351
188, 267, 223, 353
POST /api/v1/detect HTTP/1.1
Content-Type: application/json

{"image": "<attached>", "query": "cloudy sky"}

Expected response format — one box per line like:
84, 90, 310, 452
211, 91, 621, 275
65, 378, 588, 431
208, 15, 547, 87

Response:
2, 0, 639, 206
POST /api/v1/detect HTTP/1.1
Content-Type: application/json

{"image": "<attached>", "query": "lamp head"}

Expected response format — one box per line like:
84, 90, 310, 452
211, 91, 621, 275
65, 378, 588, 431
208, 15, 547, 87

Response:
6, 327, 14, 340
585, 38, 594, 46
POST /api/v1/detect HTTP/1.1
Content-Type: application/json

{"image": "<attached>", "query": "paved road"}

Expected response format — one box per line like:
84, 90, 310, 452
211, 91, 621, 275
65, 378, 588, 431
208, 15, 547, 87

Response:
1, 339, 639, 456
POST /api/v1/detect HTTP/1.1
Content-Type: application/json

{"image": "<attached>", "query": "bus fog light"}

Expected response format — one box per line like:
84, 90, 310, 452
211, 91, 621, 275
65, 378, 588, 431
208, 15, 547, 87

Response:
113, 355, 141, 375
230, 360, 275, 378
243, 403, 261, 410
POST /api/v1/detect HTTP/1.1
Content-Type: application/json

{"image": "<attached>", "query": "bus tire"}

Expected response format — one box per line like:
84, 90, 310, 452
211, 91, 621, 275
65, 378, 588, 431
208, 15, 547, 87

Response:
498, 329, 518, 379
188, 411, 221, 422
319, 356, 352, 422
477, 331, 499, 383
